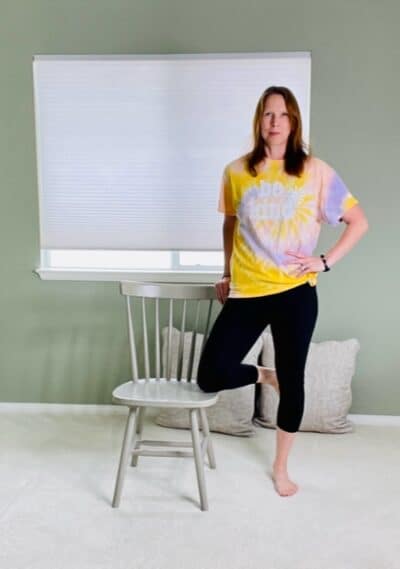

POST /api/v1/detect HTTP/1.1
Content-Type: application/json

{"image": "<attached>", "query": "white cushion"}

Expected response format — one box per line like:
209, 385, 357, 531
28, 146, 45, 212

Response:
254, 331, 360, 433
155, 327, 263, 436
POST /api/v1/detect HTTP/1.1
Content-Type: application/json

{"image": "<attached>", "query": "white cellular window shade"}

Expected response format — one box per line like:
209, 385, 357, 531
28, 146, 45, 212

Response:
33, 53, 311, 253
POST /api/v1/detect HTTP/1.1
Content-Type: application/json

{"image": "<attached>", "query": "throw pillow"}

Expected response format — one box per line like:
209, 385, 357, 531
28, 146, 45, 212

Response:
254, 331, 360, 433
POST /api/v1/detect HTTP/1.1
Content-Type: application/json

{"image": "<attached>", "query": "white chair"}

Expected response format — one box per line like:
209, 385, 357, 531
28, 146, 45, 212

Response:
112, 281, 220, 511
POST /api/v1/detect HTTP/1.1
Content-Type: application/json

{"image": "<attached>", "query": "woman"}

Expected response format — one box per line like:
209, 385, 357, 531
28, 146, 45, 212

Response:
197, 86, 368, 497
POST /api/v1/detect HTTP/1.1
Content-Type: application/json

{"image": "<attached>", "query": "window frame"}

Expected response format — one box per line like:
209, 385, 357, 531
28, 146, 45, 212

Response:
36, 249, 223, 282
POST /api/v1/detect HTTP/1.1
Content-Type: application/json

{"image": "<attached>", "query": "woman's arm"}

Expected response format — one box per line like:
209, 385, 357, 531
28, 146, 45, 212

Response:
286, 204, 369, 276
215, 214, 236, 304
222, 214, 236, 276
322, 204, 369, 268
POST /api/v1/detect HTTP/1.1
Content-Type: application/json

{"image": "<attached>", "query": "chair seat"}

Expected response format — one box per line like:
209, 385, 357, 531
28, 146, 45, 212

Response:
112, 378, 219, 408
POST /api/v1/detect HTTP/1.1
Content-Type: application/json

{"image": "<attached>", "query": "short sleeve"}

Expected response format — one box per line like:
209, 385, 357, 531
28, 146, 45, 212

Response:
319, 161, 359, 226
217, 166, 236, 215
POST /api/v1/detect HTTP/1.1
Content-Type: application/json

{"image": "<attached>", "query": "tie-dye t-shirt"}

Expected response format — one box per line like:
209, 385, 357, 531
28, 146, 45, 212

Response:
218, 155, 359, 298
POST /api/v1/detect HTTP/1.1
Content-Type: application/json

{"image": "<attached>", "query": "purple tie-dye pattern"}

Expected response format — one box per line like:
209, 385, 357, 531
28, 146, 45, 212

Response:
237, 182, 311, 266
238, 185, 284, 264
274, 251, 288, 265
323, 172, 348, 225
240, 222, 279, 264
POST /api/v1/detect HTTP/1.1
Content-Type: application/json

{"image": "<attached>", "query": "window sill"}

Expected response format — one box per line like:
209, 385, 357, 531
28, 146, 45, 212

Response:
35, 268, 220, 283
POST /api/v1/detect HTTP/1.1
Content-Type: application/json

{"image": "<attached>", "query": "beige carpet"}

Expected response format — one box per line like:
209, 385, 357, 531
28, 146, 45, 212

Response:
0, 404, 399, 569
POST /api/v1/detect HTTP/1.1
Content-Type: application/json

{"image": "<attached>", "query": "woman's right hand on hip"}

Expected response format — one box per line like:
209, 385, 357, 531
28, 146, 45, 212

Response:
215, 276, 230, 304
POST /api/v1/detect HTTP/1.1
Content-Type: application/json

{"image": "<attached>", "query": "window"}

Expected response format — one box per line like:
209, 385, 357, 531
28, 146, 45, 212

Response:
33, 52, 311, 281
46, 250, 223, 271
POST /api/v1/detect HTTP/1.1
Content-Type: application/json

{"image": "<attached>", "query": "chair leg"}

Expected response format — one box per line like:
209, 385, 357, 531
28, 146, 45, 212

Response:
130, 407, 145, 467
189, 409, 208, 511
112, 407, 137, 508
199, 408, 216, 469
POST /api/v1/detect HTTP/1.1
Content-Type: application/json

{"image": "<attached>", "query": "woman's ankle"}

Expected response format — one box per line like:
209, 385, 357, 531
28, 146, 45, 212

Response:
272, 460, 288, 473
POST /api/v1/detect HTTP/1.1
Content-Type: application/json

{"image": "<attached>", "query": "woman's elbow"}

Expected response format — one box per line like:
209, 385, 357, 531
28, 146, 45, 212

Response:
345, 206, 369, 235
360, 216, 369, 234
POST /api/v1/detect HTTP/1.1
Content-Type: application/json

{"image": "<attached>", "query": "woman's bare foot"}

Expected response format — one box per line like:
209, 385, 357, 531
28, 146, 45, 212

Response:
256, 366, 280, 394
272, 463, 299, 497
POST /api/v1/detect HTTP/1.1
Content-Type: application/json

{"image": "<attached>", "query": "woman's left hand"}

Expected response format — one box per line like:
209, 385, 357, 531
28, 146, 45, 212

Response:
286, 250, 325, 277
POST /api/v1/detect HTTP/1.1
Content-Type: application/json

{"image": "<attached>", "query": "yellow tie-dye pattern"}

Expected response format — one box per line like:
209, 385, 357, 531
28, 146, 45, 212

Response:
233, 163, 310, 192
344, 195, 358, 211
230, 223, 313, 297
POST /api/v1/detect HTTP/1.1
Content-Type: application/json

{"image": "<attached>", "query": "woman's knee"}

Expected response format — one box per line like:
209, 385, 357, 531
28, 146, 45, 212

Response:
196, 357, 221, 392
278, 409, 304, 432
196, 354, 235, 392
276, 381, 305, 432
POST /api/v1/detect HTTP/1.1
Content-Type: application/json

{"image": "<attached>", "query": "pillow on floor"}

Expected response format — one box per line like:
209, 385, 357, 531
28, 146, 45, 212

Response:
155, 327, 262, 437
253, 331, 360, 434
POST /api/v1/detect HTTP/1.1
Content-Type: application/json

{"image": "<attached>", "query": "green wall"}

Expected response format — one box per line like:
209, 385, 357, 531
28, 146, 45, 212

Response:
0, 0, 399, 413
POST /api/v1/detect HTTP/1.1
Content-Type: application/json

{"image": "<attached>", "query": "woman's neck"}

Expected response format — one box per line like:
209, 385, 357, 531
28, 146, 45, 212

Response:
265, 144, 286, 160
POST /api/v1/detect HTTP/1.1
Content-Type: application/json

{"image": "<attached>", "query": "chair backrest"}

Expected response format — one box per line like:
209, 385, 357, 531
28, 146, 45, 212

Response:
120, 281, 219, 382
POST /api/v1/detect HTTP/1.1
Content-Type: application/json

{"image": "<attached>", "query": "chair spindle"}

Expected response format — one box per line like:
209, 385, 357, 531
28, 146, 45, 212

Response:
166, 298, 173, 379
200, 299, 214, 357
155, 298, 160, 380
126, 296, 139, 381
187, 300, 201, 382
142, 297, 150, 379
177, 299, 187, 381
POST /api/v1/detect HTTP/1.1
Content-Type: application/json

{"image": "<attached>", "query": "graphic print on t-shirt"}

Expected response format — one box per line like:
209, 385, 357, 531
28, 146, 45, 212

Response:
238, 180, 314, 266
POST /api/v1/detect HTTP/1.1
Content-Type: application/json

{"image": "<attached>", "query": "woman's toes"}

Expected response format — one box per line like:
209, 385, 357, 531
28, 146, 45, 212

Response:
272, 473, 299, 496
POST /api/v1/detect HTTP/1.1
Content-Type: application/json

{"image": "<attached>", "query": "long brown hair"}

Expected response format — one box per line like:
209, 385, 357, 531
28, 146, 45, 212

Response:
245, 86, 310, 177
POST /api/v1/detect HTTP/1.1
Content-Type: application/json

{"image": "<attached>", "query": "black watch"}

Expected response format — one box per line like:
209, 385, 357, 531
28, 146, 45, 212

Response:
320, 254, 330, 272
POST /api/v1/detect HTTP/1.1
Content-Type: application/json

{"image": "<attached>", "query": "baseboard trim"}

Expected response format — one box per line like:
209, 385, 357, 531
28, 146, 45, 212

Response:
0, 403, 399, 425
349, 413, 400, 426
0, 402, 127, 415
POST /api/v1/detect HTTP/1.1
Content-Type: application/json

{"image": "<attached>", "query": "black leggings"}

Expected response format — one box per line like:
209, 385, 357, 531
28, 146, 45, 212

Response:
197, 283, 318, 433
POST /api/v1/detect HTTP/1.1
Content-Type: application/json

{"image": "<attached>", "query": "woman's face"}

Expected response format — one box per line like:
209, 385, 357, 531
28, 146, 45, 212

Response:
260, 94, 291, 149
